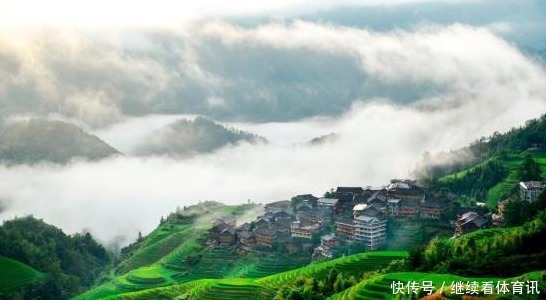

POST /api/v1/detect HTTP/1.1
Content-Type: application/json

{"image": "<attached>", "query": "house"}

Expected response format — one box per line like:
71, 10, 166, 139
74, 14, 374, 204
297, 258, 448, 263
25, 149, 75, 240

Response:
420, 201, 448, 220
353, 215, 387, 250
519, 181, 545, 202
317, 198, 339, 209
387, 199, 400, 216
296, 203, 313, 213
321, 233, 340, 249
237, 230, 255, 251
335, 218, 356, 241
455, 211, 488, 236
335, 187, 364, 202
264, 200, 292, 212
254, 218, 271, 229
213, 216, 237, 228
291, 221, 320, 239
366, 190, 387, 205
398, 200, 420, 218
219, 227, 236, 245
314, 234, 340, 259
293, 194, 319, 205
298, 208, 331, 225
386, 179, 425, 202
272, 210, 294, 222
208, 223, 230, 243
353, 204, 385, 218
255, 228, 277, 247
236, 222, 251, 232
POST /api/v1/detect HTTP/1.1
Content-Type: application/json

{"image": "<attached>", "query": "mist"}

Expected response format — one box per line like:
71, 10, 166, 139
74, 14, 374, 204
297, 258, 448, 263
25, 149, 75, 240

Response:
1, 2, 546, 248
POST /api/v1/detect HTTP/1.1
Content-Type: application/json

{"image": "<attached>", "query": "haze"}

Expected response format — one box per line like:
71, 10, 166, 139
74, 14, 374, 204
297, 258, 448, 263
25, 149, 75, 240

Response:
0, 0, 545, 248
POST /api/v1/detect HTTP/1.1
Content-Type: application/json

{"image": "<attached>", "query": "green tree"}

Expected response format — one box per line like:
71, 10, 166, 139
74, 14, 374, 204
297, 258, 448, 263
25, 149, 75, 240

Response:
518, 154, 543, 181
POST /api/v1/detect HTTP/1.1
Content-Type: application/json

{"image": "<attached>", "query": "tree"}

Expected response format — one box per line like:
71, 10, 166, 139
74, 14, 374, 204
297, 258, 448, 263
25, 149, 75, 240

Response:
518, 154, 543, 181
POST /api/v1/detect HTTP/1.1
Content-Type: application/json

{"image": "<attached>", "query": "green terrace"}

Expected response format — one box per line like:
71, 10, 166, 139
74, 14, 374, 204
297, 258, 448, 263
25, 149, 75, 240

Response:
0, 255, 44, 294
83, 251, 407, 300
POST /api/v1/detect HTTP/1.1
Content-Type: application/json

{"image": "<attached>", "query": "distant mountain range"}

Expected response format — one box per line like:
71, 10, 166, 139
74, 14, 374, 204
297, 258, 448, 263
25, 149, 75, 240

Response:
133, 116, 267, 157
0, 119, 119, 165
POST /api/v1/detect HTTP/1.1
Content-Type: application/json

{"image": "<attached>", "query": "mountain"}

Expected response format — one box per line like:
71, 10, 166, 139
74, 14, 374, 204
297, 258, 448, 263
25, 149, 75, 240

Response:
0, 216, 111, 299
134, 116, 267, 157
0, 119, 119, 165
309, 132, 339, 145
0, 255, 44, 297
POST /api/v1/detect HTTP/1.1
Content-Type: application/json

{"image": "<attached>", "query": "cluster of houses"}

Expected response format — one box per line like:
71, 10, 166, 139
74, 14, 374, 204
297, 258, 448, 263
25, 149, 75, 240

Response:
207, 179, 450, 258
206, 178, 546, 259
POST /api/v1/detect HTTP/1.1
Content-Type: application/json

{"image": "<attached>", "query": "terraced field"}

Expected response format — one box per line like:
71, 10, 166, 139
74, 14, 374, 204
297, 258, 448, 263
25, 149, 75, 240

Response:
102, 251, 407, 300
0, 255, 44, 293
329, 271, 546, 300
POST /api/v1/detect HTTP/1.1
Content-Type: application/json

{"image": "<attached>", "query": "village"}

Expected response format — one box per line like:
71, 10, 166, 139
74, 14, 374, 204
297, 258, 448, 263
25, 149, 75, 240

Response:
206, 178, 546, 260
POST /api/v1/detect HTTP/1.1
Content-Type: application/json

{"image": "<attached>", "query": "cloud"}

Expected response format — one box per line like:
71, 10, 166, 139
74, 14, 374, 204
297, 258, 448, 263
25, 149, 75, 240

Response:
0, 18, 546, 247
2, 20, 544, 127
0, 0, 483, 28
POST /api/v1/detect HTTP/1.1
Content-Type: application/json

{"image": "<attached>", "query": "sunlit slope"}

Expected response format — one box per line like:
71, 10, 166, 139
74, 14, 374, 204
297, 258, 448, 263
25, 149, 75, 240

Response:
0, 255, 44, 293
97, 251, 407, 300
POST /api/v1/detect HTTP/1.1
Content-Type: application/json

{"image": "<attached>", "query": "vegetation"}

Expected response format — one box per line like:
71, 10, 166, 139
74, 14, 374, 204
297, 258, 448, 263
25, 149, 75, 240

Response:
134, 116, 267, 157
85, 251, 406, 300
416, 211, 546, 277
0, 118, 118, 164
0, 216, 110, 299
0, 255, 44, 296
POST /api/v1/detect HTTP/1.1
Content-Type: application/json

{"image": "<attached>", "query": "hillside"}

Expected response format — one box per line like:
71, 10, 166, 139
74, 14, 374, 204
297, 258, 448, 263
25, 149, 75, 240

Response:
0, 119, 119, 165
133, 117, 267, 157
0, 255, 44, 296
78, 251, 407, 300
0, 216, 111, 299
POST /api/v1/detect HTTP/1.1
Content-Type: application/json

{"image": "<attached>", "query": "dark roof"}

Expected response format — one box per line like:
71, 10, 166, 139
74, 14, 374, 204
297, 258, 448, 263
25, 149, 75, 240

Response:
458, 211, 488, 229
220, 227, 236, 235
209, 223, 230, 233
360, 206, 383, 218
237, 230, 254, 239
399, 200, 420, 207
421, 201, 448, 208
299, 208, 330, 217
254, 228, 277, 237
367, 190, 387, 203
336, 187, 364, 194
273, 210, 293, 219
296, 203, 313, 212
236, 223, 251, 231
335, 218, 355, 226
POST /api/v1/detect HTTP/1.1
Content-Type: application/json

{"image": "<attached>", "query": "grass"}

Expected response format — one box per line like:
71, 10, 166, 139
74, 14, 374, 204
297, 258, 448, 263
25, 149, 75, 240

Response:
0, 255, 44, 293
90, 251, 407, 300
438, 151, 546, 209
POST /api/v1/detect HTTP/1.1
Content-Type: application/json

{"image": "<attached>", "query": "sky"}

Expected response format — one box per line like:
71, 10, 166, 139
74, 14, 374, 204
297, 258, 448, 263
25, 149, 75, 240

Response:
1, 0, 546, 248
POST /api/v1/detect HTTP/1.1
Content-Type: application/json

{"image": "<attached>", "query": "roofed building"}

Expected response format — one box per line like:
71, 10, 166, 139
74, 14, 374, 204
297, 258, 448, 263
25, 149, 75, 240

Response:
519, 181, 545, 202
335, 218, 356, 241
420, 201, 448, 220
291, 221, 320, 239
353, 215, 387, 250
387, 179, 425, 202
455, 211, 488, 236
255, 228, 277, 247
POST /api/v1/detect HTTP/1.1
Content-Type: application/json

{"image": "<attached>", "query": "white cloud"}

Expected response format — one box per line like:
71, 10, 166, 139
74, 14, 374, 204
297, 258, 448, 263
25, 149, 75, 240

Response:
0, 0, 483, 28
0, 19, 546, 247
